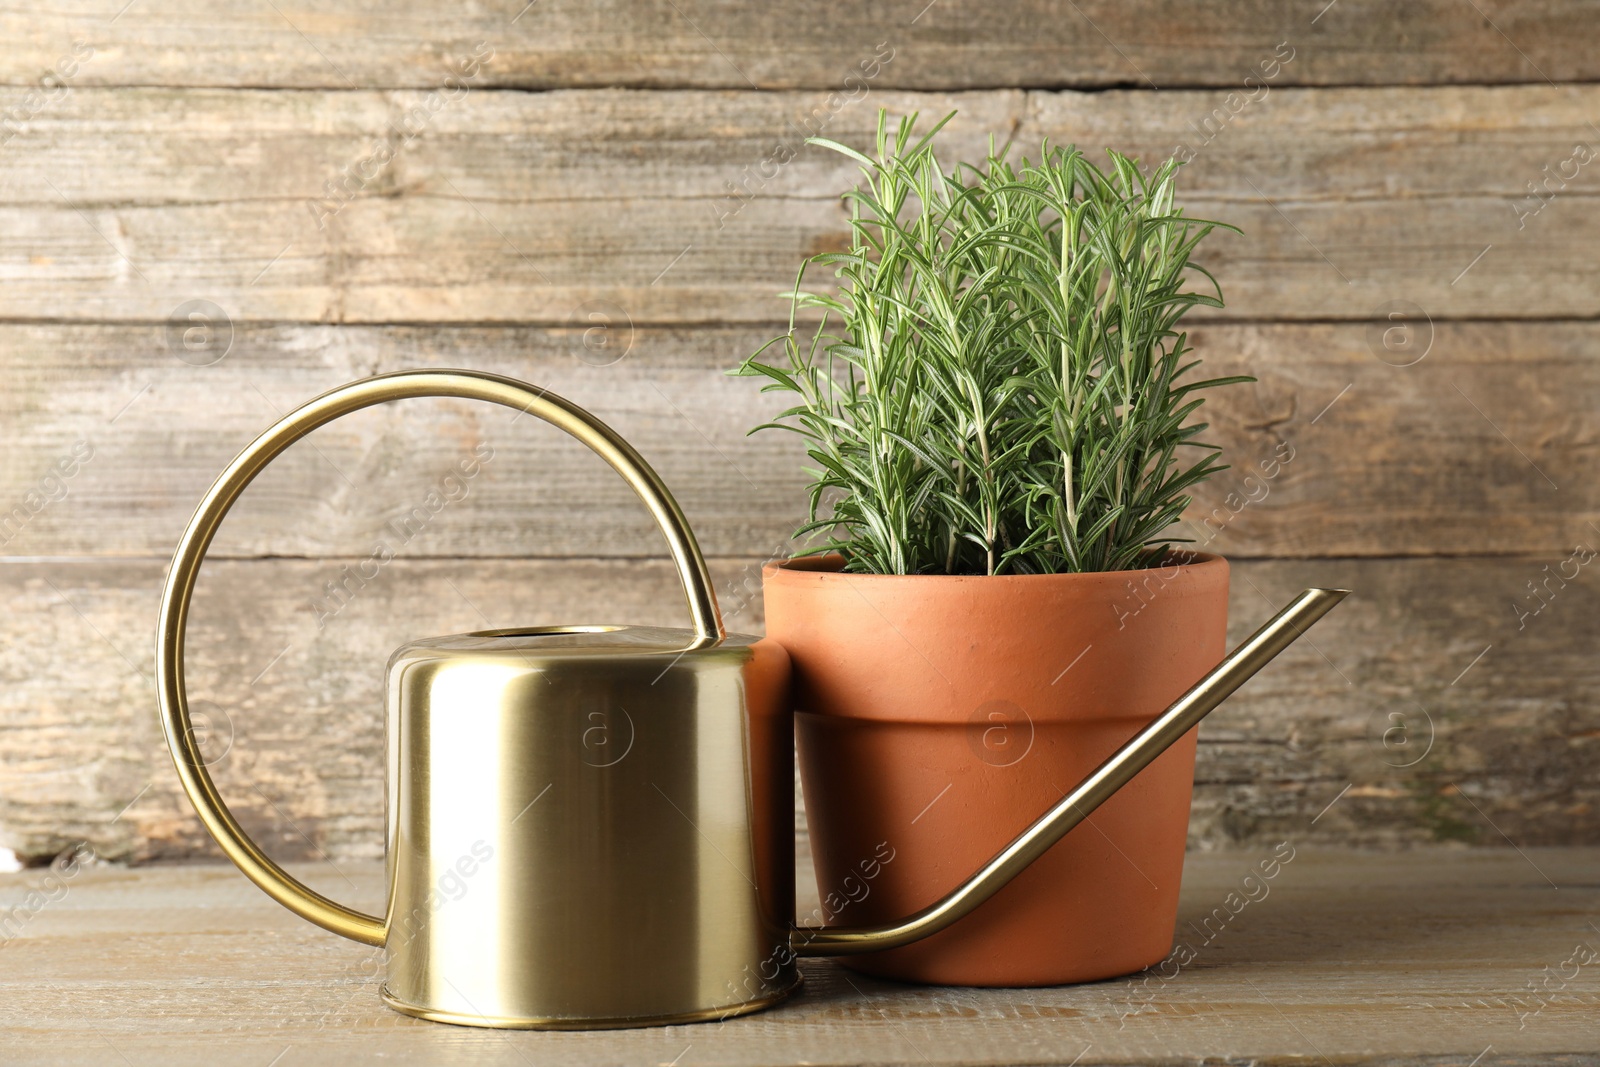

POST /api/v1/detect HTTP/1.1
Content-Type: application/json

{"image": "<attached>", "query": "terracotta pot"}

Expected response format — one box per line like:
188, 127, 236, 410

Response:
762, 552, 1229, 987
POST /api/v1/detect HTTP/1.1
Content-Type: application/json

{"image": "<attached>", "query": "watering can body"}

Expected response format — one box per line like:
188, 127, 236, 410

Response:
380, 626, 796, 1026
156, 369, 1346, 1029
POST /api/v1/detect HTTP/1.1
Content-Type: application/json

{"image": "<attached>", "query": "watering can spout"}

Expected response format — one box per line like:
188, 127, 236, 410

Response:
789, 586, 1349, 957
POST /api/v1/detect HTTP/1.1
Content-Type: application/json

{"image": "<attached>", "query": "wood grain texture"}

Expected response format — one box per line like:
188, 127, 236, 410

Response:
2, 86, 1597, 322
1, 321, 1593, 561
2, 0, 1597, 89
1, 850, 1596, 1064
2, 0, 1594, 869
2, 555, 1595, 865
0, 323, 813, 561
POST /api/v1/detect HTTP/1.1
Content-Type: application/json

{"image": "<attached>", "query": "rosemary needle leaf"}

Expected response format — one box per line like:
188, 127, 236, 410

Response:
735, 110, 1249, 576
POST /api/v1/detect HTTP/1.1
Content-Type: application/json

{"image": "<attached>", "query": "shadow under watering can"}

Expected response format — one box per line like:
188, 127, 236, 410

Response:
155, 369, 1346, 1029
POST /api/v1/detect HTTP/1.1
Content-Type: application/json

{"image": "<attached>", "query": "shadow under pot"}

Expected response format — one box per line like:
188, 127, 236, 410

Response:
761, 551, 1231, 987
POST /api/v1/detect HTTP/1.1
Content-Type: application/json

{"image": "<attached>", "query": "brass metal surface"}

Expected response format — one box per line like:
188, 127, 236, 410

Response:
379, 980, 799, 1030
381, 623, 797, 1025
155, 370, 801, 1027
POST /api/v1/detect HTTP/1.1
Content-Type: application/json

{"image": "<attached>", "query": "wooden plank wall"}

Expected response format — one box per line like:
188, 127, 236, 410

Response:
2, 1, 1596, 865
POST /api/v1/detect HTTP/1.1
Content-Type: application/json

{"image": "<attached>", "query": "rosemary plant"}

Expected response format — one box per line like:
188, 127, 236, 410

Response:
738, 111, 1248, 576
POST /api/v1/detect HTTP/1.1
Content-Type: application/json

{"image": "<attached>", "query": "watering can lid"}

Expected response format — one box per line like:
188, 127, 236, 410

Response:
390, 624, 758, 664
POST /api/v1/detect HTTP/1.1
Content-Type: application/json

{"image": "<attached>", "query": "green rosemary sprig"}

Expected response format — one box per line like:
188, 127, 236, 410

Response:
738, 110, 1249, 575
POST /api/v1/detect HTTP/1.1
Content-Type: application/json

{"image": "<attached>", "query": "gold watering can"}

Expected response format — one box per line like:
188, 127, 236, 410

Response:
155, 369, 1346, 1030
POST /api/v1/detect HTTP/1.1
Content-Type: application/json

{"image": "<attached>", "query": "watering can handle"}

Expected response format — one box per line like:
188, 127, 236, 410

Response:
155, 369, 723, 947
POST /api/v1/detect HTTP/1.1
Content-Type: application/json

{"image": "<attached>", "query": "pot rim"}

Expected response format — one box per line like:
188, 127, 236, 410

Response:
762, 549, 1227, 584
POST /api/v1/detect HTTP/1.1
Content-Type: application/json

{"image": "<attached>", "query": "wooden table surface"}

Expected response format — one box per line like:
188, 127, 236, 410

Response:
2, 847, 1597, 1066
